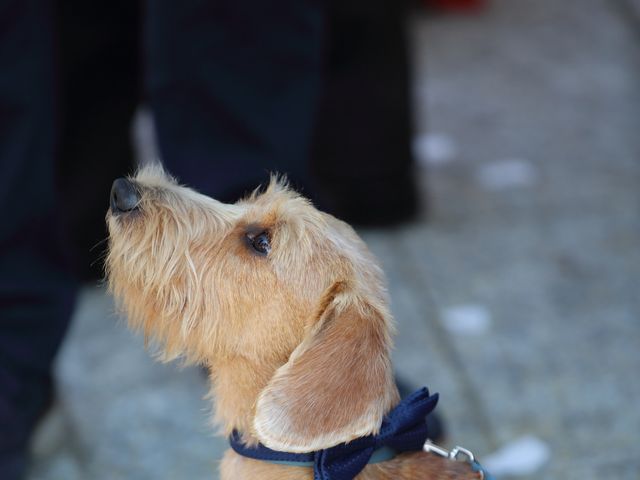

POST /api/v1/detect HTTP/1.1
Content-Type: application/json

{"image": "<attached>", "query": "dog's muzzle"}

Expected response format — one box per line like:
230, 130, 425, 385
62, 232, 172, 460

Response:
110, 178, 140, 214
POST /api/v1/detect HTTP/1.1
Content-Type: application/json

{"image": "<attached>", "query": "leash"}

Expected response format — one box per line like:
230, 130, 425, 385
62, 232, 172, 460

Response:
423, 440, 494, 480
230, 387, 494, 479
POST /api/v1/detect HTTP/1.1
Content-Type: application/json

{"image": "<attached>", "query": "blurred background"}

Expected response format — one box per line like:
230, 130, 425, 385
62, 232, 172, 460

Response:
1, 0, 639, 479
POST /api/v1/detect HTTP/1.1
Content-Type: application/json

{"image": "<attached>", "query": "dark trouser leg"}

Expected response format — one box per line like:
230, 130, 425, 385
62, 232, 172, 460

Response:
312, 0, 418, 225
144, 0, 325, 200
0, 1, 76, 478
56, 0, 140, 281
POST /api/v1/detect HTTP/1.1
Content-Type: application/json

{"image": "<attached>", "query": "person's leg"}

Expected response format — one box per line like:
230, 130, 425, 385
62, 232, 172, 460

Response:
56, 0, 140, 281
312, 0, 419, 226
144, 0, 325, 200
0, 1, 76, 478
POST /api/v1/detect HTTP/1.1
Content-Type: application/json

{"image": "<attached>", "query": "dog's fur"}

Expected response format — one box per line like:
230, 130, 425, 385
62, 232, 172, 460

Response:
106, 166, 479, 479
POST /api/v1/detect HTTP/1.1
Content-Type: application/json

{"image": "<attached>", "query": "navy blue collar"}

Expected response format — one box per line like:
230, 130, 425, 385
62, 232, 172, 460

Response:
229, 387, 438, 480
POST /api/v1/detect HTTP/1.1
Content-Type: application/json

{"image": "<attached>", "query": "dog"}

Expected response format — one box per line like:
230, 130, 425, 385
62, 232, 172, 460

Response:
106, 165, 481, 479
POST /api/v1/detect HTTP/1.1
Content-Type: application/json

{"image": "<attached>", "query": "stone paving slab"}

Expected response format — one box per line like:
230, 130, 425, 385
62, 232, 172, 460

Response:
404, 0, 640, 478
29, 289, 226, 480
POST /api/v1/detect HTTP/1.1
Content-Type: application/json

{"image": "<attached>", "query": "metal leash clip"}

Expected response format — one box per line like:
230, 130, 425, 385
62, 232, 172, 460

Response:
423, 440, 484, 479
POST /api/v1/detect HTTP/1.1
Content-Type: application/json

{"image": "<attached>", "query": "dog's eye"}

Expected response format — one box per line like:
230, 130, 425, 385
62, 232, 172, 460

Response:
248, 232, 271, 255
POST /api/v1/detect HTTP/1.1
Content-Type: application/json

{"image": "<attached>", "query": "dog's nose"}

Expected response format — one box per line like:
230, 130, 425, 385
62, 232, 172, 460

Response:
110, 178, 140, 213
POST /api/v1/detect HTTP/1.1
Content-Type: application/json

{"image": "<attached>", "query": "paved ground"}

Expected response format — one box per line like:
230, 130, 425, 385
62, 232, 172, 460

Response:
27, 1, 640, 479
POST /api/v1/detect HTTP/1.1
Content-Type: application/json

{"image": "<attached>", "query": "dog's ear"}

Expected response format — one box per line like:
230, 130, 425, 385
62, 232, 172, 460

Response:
253, 282, 398, 452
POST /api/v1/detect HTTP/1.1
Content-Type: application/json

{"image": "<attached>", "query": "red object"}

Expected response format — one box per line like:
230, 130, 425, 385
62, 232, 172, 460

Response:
427, 0, 487, 12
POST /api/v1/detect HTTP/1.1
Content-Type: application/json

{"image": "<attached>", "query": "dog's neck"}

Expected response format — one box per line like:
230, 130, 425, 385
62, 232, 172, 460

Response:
208, 355, 282, 443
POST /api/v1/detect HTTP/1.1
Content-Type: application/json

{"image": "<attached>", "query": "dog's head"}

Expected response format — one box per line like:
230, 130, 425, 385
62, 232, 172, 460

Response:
106, 165, 398, 452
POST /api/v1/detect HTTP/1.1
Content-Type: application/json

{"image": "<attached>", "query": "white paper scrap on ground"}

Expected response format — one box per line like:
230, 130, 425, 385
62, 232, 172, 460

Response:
441, 304, 491, 335
413, 133, 457, 167
483, 435, 551, 477
476, 158, 537, 190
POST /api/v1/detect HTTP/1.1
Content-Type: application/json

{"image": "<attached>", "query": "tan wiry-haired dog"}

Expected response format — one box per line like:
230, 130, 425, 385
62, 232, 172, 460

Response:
106, 166, 480, 479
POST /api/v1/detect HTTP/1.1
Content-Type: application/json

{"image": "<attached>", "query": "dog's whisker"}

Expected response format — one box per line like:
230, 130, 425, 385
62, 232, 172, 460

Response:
90, 237, 109, 252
